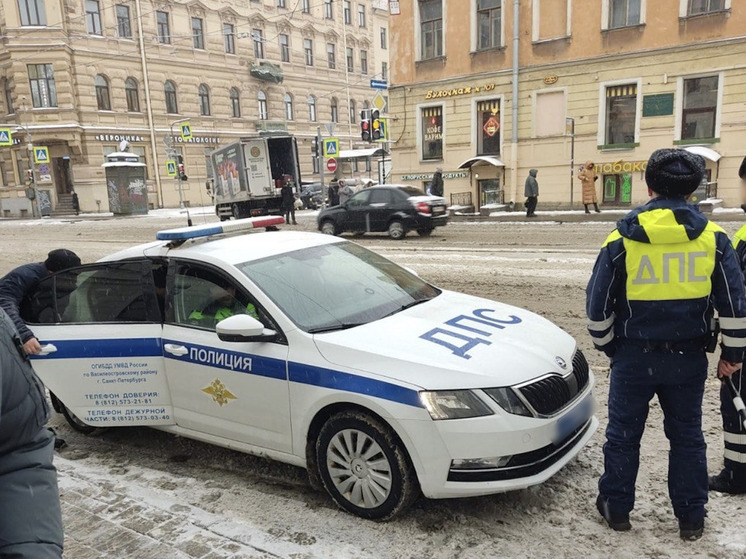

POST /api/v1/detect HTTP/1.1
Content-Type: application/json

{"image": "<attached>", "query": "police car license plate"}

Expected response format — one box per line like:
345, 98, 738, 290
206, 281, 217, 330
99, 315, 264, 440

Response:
553, 393, 594, 444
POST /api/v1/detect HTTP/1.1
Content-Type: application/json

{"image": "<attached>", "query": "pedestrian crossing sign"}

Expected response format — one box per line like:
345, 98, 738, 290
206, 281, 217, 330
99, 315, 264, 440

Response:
33, 146, 50, 164
180, 122, 192, 141
0, 128, 12, 146
323, 138, 339, 159
166, 160, 177, 177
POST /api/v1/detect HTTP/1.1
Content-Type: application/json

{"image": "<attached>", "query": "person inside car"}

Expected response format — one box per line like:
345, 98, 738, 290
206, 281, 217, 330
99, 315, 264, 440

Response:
188, 281, 259, 329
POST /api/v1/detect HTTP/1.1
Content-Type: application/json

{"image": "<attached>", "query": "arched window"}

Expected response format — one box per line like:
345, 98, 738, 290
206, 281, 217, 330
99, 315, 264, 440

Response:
125, 77, 140, 112
198, 84, 210, 116
258, 91, 268, 120
230, 87, 241, 118
362, 100, 370, 111
307, 95, 316, 122
94, 74, 111, 110
330, 97, 338, 123
349, 99, 356, 124
284, 93, 293, 120
164, 80, 178, 114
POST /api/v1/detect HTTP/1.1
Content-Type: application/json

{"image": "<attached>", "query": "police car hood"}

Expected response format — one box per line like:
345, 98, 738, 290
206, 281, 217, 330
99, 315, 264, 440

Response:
312, 291, 576, 390
617, 198, 708, 244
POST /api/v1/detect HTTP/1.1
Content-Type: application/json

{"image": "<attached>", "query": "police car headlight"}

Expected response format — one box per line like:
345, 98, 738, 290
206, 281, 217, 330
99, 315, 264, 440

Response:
419, 390, 494, 420
483, 388, 534, 417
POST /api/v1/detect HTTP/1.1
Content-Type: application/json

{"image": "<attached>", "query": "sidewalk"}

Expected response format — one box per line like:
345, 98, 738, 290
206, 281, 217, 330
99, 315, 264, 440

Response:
451, 207, 746, 223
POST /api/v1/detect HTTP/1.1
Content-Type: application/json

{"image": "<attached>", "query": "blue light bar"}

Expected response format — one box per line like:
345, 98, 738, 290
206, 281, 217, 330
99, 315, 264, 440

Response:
156, 216, 285, 241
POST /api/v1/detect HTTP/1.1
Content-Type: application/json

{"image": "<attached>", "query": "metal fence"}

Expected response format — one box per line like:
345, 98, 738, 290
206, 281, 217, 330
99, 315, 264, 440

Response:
450, 191, 473, 207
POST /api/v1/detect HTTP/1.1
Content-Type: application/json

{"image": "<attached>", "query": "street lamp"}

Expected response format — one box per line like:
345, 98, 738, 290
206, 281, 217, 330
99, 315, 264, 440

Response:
566, 117, 576, 209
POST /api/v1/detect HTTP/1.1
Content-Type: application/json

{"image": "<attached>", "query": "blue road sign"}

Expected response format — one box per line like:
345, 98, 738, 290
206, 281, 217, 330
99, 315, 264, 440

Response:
33, 146, 50, 164
370, 79, 388, 90
323, 137, 339, 158
0, 128, 12, 146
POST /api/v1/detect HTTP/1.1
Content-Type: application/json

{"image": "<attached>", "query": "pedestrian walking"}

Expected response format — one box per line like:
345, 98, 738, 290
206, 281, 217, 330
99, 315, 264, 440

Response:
338, 179, 354, 205
0, 307, 64, 558
710, 155, 746, 495
430, 167, 444, 197
281, 181, 297, 225
524, 169, 539, 217
586, 148, 746, 541
578, 161, 601, 214
70, 190, 80, 216
0, 249, 81, 355
328, 180, 340, 207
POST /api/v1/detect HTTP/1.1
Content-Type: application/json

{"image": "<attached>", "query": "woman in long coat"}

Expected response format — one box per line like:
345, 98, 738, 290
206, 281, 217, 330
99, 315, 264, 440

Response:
578, 161, 601, 214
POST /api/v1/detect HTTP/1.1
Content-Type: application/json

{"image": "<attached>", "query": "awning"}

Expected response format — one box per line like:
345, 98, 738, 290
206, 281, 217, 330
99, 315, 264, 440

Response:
683, 146, 722, 162
458, 156, 506, 169
339, 148, 387, 159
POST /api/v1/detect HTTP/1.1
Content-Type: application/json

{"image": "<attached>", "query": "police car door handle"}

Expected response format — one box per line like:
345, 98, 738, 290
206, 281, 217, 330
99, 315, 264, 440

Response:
164, 344, 189, 356
39, 344, 57, 356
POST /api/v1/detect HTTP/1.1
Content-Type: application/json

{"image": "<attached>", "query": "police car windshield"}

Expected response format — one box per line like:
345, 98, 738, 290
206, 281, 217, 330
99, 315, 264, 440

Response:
238, 242, 440, 333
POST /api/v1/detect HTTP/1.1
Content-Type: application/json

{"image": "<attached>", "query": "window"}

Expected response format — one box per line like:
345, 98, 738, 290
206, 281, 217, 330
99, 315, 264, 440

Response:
258, 91, 268, 120
312, 156, 320, 174
477, 0, 501, 50
534, 0, 568, 41
688, 0, 725, 15
116, 5, 131, 38
535, 90, 565, 137
344, 1, 352, 23
325, 0, 333, 19
230, 87, 241, 117
346, 47, 354, 72
681, 75, 719, 140
308, 95, 317, 121
198, 84, 210, 116
280, 34, 290, 62
277, 0, 286, 7
330, 98, 339, 123
302, 0, 310, 13
362, 100, 369, 111
380, 26, 388, 49
358, 4, 366, 26
28, 64, 56, 108
18, 0, 46, 26
85, 0, 102, 35
156, 11, 170, 44
421, 106, 443, 160
381, 62, 388, 81
164, 80, 178, 113
476, 99, 501, 155
604, 84, 638, 146
603, 173, 633, 204
304, 39, 314, 65
360, 50, 368, 74
192, 17, 204, 49
253, 29, 264, 58
327, 43, 336, 68
224, 23, 235, 53
609, 0, 641, 28
4, 79, 13, 114
284, 93, 294, 120
349, 99, 356, 123
94, 75, 110, 110
420, 0, 443, 59
125, 77, 140, 112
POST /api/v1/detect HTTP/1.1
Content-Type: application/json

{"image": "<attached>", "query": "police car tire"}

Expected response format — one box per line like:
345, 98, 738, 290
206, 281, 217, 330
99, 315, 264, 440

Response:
61, 403, 98, 435
316, 411, 419, 520
388, 220, 406, 240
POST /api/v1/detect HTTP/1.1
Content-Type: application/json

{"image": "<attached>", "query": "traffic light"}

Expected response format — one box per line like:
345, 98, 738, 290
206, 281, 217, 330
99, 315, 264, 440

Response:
26, 169, 34, 184
360, 110, 371, 142
311, 137, 319, 157
371, 110, 382, 141
177, 154, 188, 181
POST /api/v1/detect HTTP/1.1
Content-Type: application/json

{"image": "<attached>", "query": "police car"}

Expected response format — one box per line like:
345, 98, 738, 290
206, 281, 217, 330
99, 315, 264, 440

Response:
24, 218, 597, 520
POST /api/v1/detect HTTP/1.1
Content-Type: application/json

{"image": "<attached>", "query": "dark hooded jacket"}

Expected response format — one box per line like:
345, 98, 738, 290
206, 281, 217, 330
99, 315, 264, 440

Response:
524, 169, 539, 198
0, 262, 48, 343
586, 197, 746, 362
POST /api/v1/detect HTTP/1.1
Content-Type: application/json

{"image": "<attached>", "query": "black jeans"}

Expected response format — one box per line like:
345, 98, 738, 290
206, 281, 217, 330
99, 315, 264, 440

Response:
526, 196, 538, 216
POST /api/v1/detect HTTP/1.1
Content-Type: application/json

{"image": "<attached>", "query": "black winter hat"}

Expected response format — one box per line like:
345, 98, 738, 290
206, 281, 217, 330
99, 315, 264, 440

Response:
645, 149, 705, 197
45, 249, 81, 272
739, 156, 746, 180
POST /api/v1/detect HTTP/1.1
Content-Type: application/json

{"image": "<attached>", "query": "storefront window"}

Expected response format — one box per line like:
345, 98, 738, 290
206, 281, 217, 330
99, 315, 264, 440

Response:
603, 173, 632, 204
682, 75, 718, 141
605, 84, 637, 146
479, 179, 502, 206
421, 106, 443, 161
477, 99, 500, 155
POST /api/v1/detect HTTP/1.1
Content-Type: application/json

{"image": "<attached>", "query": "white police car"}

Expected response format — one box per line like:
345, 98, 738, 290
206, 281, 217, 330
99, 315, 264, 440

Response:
24, 218, 597, 519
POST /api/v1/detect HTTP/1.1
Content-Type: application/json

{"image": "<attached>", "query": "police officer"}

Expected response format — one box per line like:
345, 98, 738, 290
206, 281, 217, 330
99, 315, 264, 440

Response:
710, 155, 746, 494
188, 282, 259, 328
586, 149, 746, 540
0, 307, 64, 558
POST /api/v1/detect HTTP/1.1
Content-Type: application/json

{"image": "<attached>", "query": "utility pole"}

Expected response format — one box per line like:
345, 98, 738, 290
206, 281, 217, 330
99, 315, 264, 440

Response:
21, 100, 41, 219
318, 126, 326, 209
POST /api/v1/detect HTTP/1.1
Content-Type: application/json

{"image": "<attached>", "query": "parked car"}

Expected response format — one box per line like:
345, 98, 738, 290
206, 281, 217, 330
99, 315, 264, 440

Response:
25, 218, 596, 520
317, 185, 448, 239
300, 182, 324, 210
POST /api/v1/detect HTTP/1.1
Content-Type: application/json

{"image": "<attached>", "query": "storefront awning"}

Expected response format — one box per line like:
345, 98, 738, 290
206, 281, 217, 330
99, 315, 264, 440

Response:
683, 146, 722, 162
458, 156, 506, 169
339, 148, 387, 159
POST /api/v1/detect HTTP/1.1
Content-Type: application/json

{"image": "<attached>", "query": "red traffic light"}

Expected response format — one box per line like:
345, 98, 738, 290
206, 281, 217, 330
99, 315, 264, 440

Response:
360, 119, 371, 142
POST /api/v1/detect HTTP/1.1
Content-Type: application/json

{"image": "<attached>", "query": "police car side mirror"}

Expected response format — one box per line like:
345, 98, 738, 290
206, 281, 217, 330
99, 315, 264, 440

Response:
216, 314, 277, 343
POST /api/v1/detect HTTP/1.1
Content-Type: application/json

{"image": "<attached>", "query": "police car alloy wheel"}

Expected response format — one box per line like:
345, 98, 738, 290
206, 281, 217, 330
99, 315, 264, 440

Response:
321, 220, 338, 236
316, 411, 419, 520
388, 220, 406, 240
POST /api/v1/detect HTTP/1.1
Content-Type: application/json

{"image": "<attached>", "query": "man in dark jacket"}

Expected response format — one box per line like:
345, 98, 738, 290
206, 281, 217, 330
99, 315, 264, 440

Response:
0, 308, 63, 558
280, 182, 297, 225
0, 249, 81, 355
587, 149, 746, 541
525, 169, 539, 217
710, 155, 746, 495
430, 168, 444, 197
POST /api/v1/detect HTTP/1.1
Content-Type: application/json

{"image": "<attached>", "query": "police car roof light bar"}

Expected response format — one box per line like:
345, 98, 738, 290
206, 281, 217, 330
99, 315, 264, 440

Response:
156, 216, 285, 241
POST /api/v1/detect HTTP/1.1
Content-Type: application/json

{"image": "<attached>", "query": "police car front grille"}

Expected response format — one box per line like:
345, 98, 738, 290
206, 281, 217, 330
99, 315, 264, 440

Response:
518, 350, 590, 416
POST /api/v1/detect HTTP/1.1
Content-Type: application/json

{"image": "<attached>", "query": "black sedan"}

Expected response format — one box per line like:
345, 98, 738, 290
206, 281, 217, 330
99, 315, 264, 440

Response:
317, 185, 448, 240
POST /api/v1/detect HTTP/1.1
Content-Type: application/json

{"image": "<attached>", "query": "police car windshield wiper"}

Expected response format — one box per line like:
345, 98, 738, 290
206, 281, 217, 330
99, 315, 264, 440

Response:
307, 322, 368, 334
382, 297, 434, 318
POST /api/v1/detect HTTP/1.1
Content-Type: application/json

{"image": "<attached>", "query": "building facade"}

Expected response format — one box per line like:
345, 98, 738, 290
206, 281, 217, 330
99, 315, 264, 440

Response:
0, 0, 389, 215
390, 0, 746, 210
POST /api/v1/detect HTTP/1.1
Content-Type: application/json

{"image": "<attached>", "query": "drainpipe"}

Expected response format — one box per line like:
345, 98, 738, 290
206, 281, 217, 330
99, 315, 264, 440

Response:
510, 0, 520, 204
136, 0, 163, 208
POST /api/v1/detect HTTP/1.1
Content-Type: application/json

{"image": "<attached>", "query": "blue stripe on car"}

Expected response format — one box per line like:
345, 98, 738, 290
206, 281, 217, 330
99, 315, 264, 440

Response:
31, 338, 163, 359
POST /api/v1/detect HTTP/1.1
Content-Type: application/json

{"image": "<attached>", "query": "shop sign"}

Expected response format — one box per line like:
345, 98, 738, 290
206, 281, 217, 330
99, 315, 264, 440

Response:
400, 172, 468, 181
483, 116, 500, 137
173, 136, 221, 145
595, 161, 647, 174
425, 83, 496, 100
94, 134, 146, 142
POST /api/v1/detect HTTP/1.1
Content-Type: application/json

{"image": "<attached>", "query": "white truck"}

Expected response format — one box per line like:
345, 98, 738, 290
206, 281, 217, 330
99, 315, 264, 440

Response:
210, 135, 301, 220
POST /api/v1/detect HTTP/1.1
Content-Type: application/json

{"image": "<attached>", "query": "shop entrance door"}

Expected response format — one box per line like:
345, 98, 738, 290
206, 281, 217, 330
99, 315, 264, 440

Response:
53, 157, 73, 195
479, 179, 502, 207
